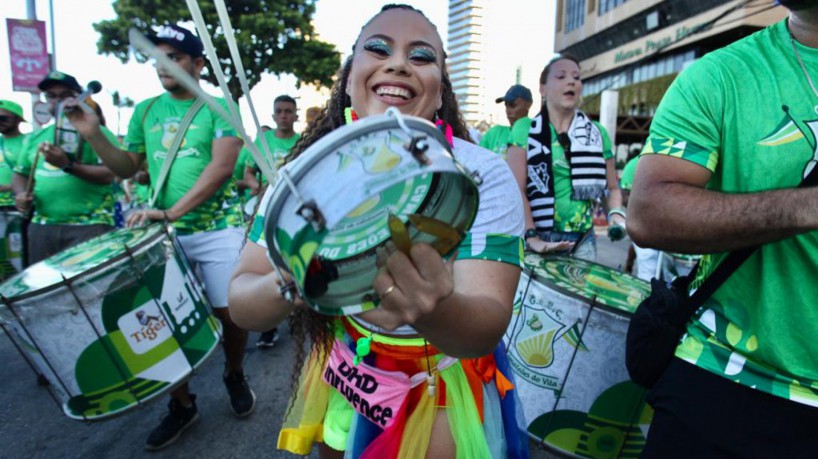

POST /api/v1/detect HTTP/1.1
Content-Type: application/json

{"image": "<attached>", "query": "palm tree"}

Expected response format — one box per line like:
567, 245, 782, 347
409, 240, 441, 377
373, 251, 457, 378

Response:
111, 90, 134, 137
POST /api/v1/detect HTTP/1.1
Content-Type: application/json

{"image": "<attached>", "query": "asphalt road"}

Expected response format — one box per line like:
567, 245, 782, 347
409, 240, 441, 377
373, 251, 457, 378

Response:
0, 236, 631, 459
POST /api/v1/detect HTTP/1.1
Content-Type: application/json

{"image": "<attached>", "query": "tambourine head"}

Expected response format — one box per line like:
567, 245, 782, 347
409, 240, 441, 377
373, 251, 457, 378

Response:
265, 113, 479, 316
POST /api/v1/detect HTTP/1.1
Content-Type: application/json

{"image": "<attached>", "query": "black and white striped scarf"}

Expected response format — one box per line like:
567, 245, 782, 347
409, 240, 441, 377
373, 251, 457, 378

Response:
526, 109, 607, 232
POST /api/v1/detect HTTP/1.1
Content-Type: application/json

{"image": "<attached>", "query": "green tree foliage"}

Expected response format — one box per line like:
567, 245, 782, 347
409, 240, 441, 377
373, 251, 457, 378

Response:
94, 0, 340, 101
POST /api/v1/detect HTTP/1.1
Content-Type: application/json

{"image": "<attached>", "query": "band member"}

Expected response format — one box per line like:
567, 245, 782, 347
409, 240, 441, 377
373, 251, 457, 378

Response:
229, 5, 528, 458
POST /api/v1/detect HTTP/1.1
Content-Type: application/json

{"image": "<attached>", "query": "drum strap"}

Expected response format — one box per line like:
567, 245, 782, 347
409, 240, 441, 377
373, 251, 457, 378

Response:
149, 98, 206, 209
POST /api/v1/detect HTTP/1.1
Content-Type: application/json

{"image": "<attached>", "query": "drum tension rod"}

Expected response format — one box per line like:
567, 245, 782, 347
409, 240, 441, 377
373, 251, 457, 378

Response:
468, 170, 483, 186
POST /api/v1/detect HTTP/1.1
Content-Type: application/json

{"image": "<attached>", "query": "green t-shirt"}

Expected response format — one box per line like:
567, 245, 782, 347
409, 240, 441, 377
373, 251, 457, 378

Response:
519, 118, 613, 232
15, 124, 118, 225
479, 117, 530, 159
125, 93, 242, 234
242, 130, 300, 187
619, 156, 639, 191
0, 134, 26, 207
642, 20, 818, 405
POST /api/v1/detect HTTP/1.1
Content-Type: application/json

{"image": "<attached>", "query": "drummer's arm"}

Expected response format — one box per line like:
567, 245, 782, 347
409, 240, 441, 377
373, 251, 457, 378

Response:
413, 260, 520, 358
603, 157, 625, 224
629, 154, 818, 252
163, 137, 240, 221
228, 240, 300, 331
506, 146, 537, 231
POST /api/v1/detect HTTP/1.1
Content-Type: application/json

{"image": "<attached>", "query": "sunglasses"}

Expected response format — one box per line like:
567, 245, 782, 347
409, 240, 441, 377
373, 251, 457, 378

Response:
0, 115, 15, 123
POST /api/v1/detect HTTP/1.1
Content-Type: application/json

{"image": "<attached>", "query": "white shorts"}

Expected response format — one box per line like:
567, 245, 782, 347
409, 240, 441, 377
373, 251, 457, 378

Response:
176, 227, 243, 308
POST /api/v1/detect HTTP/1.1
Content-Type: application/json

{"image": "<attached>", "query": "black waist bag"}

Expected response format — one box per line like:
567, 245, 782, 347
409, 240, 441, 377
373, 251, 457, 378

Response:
626, 246, 755, 389
625, 275, 695, 389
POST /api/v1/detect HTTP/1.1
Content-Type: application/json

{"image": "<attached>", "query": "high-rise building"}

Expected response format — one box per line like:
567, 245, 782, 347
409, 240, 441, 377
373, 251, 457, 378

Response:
447, 0, 487, 126
554, 0, 786, 144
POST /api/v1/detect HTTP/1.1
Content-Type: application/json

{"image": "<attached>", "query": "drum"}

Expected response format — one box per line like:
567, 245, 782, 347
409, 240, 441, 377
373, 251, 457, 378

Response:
504, 254, 653, 458
660, 252, 700, 279
265, 109, 479, 315
0, 208, 25, 279
0, 224, 221, 421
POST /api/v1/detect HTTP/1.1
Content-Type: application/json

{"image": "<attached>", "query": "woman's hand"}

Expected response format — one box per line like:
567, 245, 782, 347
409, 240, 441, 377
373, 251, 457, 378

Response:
358, 243, 456, 331
526, 237, 574, 253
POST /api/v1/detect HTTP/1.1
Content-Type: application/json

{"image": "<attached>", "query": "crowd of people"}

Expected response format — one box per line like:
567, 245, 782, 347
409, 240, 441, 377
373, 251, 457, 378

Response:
1, 1, 816, 457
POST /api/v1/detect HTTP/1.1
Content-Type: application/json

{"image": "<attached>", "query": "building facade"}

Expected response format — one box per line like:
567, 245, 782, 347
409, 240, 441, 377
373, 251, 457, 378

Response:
447, 0, 488, 126
554, 0, 786, 143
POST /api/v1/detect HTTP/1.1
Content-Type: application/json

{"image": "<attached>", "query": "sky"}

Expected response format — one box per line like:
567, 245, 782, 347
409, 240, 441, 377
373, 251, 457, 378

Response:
2, 0, 555, 137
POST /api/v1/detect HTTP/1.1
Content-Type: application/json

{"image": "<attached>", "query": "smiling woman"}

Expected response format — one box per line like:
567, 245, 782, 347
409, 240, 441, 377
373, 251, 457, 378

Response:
228, 4, 528, 459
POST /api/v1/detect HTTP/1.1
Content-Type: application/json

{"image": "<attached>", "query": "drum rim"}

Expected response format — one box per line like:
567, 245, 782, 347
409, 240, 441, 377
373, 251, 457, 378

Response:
0, 224, 167, 303
523, 255, 649, 317
264, 113, 462, 282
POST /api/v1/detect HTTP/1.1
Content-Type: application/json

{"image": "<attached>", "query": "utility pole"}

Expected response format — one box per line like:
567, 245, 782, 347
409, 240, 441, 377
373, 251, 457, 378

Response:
26, 0, 41, 129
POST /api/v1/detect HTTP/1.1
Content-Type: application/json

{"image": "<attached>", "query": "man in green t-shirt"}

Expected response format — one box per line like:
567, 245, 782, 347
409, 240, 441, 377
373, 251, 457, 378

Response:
0, 100, 27, 208
65, 24, 254, 451
241, 96, 300, 349
629, 4, 818, 457
479, 84, 532, 159
242, 95, 300, 196
11, 72, 117, 264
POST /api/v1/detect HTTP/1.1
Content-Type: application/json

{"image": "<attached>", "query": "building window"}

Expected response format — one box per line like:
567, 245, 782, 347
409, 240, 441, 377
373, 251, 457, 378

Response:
565, 0, 586, 33
599, 0, 629, 15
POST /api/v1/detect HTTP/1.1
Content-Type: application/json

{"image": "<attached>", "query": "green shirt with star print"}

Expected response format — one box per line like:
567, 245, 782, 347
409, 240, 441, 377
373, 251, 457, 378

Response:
125, 93, 242, 234
642, 20, 818, 406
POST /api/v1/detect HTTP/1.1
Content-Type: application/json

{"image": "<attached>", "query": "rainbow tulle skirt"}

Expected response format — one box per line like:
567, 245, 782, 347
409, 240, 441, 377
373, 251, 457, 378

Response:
277, 318, 529, 458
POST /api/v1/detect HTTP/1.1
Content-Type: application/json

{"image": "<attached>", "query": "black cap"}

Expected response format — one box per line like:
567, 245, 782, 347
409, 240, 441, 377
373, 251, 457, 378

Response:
38, 71, 82, 93
495, 84, 533, 104
148, 24, 205, 58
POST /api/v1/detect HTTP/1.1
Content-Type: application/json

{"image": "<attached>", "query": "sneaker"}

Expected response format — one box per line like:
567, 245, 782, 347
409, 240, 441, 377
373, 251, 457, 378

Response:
256, 328, 279, 349
145, 395, 199, 451
224, 370, 256, 417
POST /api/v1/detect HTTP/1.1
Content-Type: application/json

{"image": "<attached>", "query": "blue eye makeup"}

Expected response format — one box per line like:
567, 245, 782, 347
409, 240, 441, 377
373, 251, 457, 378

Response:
363, 38, 391, 56
409, 47, 437, 62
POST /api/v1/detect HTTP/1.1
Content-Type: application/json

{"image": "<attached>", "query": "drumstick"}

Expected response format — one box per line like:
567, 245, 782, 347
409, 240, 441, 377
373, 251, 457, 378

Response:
209, 0, 274, 162
25, 150, 40, 195
128, 30, 276, 189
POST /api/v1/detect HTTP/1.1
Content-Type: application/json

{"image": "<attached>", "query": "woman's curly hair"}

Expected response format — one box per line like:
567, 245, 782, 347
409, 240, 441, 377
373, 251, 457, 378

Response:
282, 3, 471, 414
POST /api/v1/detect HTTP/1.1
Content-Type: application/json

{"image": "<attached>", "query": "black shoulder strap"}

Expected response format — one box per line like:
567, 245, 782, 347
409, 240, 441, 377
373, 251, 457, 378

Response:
683, 163, 818, 314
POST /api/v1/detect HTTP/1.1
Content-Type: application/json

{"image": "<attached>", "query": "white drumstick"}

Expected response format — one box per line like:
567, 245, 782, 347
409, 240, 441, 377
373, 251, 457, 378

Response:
128, 29, 276, 186
184, 0, 276, 185
212, 0, 274, 166
184, 0, 239, 125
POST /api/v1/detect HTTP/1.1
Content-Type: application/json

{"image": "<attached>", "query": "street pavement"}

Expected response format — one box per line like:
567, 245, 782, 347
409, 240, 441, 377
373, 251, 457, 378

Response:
0, 236, 631, 459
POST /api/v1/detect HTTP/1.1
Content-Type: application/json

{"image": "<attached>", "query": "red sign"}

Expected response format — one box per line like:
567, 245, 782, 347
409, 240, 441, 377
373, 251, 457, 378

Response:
6, 19, 50, 93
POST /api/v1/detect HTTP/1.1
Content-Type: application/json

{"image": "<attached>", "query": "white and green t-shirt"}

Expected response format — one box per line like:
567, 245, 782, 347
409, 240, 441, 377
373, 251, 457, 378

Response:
517, 118, 613, 233
242, 130, 300, 187
642, 19, 818, 406
0, 133, 26, 207
479, 117, 530, 160
125, 93, 242, 234
16, 125, 117, 225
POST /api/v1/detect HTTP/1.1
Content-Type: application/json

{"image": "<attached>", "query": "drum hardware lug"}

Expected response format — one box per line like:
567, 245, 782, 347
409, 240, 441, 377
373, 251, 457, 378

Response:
468, 170, 483, 186
405, 135, 432, 165
296, 201, 326, 232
